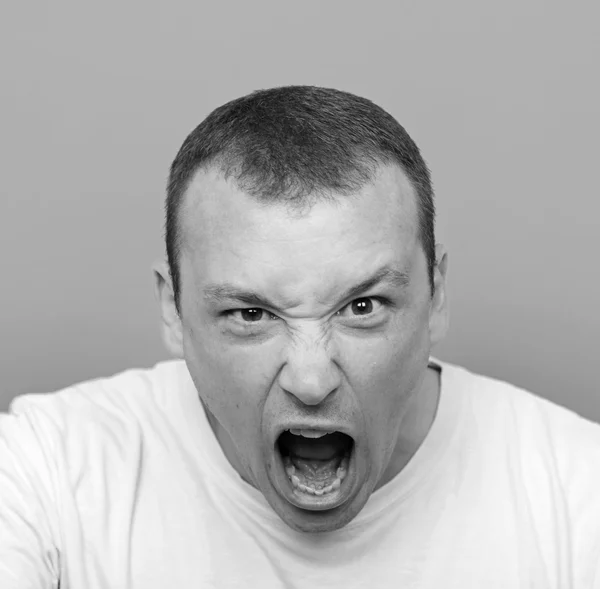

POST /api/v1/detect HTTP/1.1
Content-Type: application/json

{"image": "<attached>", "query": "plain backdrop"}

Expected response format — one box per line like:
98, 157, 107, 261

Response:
1, 1, 598, 420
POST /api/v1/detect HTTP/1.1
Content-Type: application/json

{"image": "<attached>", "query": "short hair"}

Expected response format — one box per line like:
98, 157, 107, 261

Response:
166, 85, 435, 312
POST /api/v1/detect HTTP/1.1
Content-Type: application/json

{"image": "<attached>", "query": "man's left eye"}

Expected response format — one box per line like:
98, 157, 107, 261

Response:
337, 297, 383, 317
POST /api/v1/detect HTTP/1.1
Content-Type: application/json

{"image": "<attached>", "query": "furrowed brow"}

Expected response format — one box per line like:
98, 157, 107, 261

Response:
203, 267, 409, 310
337, 267, 410, 303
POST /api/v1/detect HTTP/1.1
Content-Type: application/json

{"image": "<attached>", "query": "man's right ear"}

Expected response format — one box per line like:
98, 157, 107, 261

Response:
152, 260, 184, 359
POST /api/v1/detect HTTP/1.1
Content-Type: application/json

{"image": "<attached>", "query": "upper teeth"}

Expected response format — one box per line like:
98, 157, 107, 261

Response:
289, 429, 334, 438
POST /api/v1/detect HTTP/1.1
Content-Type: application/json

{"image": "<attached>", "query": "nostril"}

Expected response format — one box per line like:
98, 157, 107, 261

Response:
278, 364, 340, 406
282, 384, 338, 406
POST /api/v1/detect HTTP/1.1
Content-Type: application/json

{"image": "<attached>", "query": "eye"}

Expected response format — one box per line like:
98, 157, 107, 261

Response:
337, 297, 384, 318
239, 308, 265, 322
226, 308, 278, 323
350, 298, 375, 315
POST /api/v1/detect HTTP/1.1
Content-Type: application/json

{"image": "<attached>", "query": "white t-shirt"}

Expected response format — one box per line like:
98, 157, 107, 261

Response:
1, 359, 599, 588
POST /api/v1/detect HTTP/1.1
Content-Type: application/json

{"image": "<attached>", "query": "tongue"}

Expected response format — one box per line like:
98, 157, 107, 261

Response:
287, 437, 345, 480
290, 454, 341, 481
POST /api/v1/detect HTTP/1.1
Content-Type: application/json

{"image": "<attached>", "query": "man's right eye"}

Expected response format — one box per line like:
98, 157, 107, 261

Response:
226, 308, 277, 323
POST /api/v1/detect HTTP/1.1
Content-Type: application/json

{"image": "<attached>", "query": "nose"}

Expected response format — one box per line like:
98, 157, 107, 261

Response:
278, 335, 341, 406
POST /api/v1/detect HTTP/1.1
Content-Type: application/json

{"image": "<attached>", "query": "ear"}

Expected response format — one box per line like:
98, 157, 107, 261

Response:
152, 259, 184, 359
428, 244, 450, 347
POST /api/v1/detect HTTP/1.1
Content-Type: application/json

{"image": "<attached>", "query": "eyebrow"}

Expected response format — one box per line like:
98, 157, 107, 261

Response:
203, 266, 410, 310
337, 267, 410, 303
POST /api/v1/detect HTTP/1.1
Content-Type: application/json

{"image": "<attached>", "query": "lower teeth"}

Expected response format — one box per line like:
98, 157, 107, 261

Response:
285, 454, 349, 496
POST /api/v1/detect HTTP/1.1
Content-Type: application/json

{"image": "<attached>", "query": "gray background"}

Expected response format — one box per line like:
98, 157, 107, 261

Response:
1, 1, 598, 420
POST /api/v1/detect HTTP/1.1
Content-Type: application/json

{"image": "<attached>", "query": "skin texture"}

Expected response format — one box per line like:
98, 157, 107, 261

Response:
154, 163, 449, 533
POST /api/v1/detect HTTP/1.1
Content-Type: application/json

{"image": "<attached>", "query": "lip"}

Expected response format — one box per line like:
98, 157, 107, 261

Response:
272, 422, 356, 443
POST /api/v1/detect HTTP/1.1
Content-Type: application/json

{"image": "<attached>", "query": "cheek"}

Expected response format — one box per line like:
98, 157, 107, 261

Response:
184, 324, 280, 425
342, 314, 430, 417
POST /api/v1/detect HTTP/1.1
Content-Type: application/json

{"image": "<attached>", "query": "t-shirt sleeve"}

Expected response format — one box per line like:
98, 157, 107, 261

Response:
552, 410, 600, 588
572, 436, 600, 589
0, 402, 61, 589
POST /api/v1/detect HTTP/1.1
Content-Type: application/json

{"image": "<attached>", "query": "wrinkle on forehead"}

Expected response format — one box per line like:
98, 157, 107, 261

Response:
180, 164, 418, 249
179, 164, 421, 313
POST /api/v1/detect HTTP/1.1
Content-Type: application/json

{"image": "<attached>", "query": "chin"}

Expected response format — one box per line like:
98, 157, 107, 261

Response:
267, 490, 368, 533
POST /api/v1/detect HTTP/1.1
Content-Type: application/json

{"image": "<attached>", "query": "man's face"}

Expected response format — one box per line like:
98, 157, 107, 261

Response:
171, 164, 447, 532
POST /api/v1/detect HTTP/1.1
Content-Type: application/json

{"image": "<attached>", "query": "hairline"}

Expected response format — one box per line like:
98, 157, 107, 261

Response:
176, 156, 424, 246
173, 159, 431, 303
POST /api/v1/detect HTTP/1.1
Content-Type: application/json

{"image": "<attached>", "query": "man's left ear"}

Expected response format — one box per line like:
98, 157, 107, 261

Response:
152, 259, 184, 359
429, 244, 449, 347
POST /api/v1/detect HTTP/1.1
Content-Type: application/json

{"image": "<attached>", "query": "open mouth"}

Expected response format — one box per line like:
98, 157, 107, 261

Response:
276, 429, 354, 502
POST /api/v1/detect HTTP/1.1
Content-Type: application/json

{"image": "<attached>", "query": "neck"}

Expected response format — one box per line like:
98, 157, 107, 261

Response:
375, 364, 441, 490
203, 405, 251, 484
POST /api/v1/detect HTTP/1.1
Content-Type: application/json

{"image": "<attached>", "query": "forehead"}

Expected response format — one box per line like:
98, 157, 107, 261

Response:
179, 165, 420, 303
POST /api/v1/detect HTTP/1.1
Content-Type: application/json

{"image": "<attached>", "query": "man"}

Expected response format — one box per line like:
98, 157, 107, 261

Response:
1, 86, 599, 588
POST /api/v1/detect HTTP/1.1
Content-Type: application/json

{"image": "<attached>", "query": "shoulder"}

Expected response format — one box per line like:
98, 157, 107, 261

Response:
437, 359, 600, 457
0, 360, 192, 583
1, 358, 193, 495
7, 359, 189, 428
438, 359, 600, 580
2, 359, 192, 468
